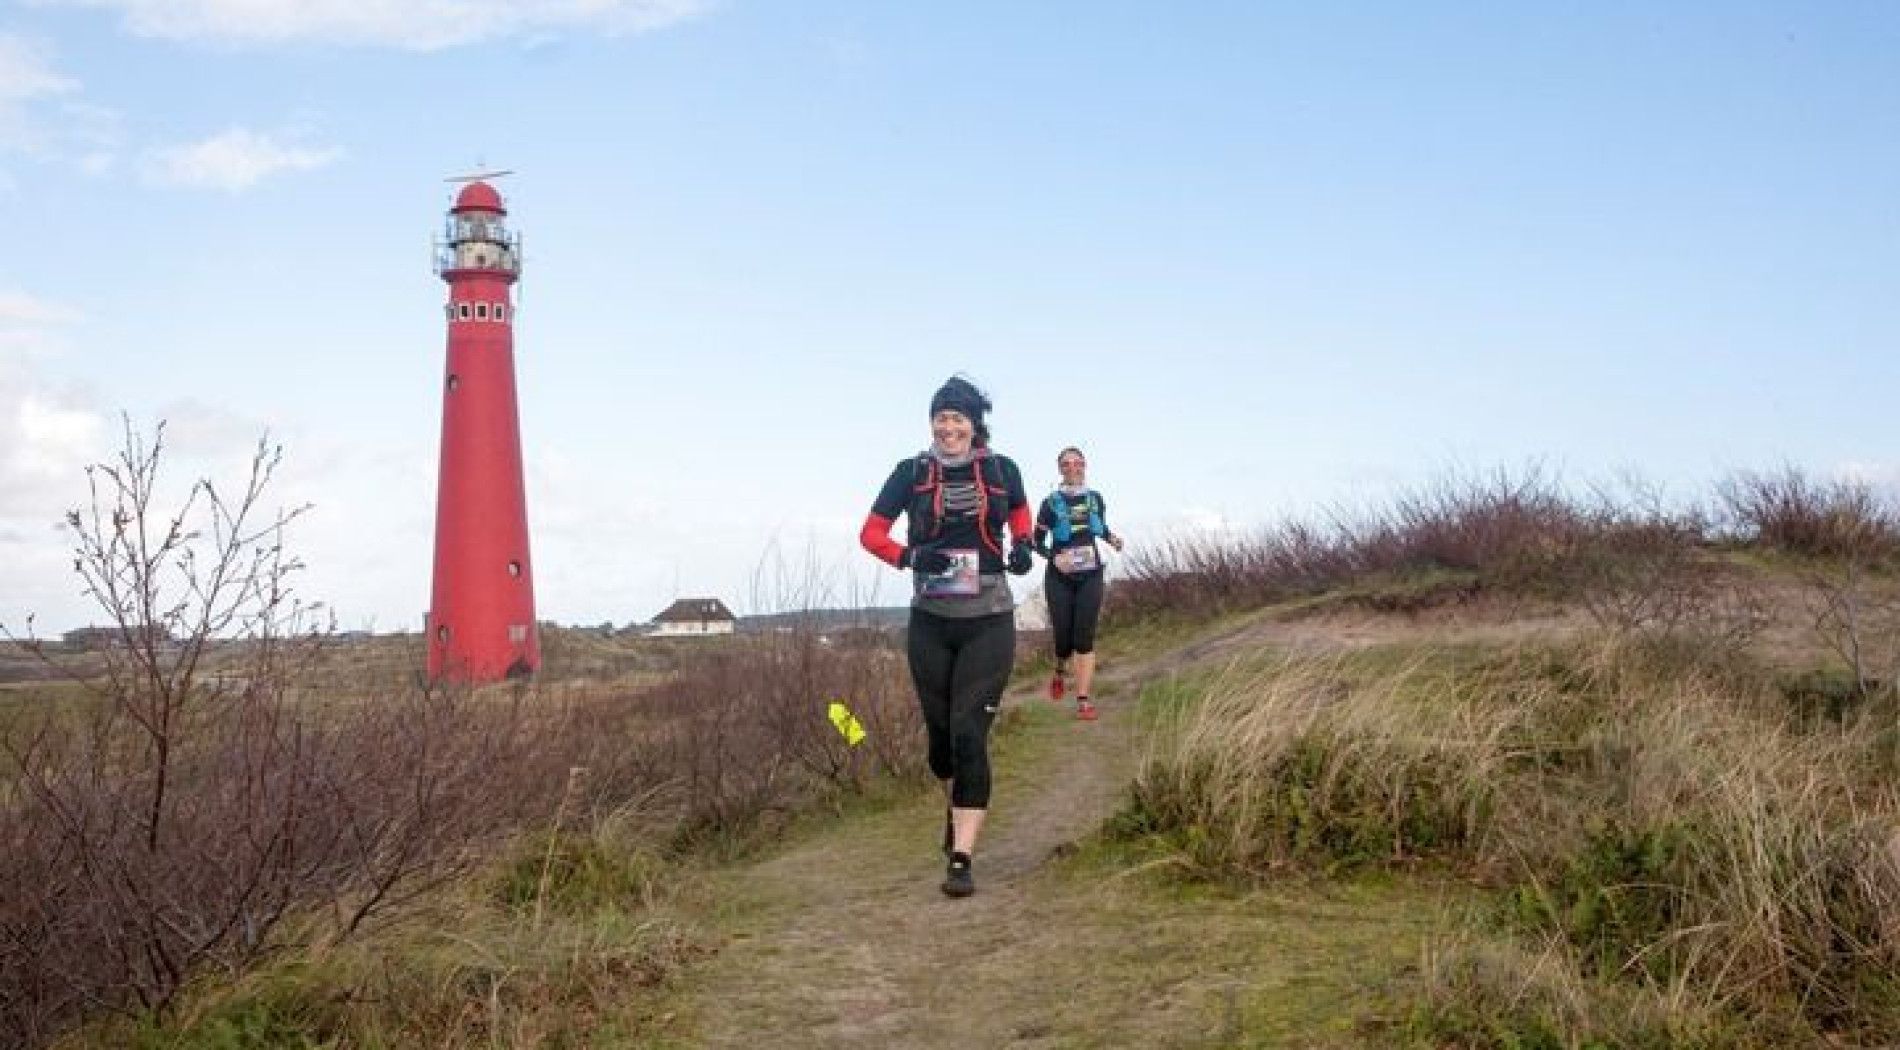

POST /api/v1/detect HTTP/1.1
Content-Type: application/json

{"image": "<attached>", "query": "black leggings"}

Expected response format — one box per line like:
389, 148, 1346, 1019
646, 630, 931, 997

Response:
906, 609, 1015, 809
1045, 566, 1105, 661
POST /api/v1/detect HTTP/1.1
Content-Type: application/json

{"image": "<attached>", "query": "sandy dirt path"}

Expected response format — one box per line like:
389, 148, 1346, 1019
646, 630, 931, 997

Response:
673, 608, 1518, 1048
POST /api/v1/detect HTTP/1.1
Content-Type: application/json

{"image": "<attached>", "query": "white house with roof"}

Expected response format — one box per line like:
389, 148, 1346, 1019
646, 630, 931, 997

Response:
650, 598, 738, 637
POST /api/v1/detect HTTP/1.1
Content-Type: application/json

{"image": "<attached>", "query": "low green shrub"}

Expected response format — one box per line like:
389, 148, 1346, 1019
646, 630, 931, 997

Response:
494, 834, 664, 918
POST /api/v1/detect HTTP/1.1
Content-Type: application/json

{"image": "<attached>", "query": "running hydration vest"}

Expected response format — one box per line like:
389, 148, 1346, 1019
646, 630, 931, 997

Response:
1047, 489, 1105, 544
909, 451, 1012, 556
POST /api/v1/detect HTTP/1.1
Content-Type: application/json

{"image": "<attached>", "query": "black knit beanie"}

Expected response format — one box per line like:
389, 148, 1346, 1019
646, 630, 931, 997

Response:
928, 376, 990, 427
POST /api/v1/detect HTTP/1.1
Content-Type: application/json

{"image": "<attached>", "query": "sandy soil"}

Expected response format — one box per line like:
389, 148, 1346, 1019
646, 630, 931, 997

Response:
672, 608, 1488, 1048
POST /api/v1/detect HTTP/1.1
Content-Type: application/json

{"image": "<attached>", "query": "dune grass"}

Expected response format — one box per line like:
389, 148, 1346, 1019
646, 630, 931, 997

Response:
1123, 635, 1900, 1045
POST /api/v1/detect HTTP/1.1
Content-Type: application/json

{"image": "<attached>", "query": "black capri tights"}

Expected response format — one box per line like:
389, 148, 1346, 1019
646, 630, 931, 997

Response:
906, 608, 1015, 809
1045, 566, 1105, 660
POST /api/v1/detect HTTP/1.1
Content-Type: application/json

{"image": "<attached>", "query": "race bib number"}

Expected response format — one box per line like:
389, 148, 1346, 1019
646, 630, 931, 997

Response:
1063, 546, 1100, 573
919, 549, 981, 597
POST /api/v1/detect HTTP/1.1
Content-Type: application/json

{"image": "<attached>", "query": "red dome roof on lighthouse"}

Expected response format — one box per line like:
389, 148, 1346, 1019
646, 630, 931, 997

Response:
452, 180, 506, 214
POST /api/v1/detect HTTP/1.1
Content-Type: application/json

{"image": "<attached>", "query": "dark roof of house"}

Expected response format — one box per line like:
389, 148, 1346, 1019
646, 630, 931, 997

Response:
652, 598, 736, 624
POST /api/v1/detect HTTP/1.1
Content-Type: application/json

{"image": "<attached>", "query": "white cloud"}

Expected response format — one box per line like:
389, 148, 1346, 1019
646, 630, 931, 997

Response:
155, 398, 282, 458
1833, 461, 1900, 497
0, 290, 80, 327
59, 99, 122, 167
1171, 507, 1249, 535
0, 375, 395, 635
0, 32, 78, 154
0, 294, 110, 635
0, 34, 77, 104
0, 300, 428, 636
145, 128, 342, 191
14, 397, 102, 480
0, 34, 124, 173
35, 0, 715, 50
0, 292, 100, 493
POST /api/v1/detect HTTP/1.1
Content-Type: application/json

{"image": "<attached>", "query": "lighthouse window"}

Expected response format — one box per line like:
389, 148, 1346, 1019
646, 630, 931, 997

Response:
436, 625, 450, 644
507, 560, 521, 578
444, 304, 454, 321
508, 624, 529, 643
457, 303, 471, 321
494, 304, 507, 321
446, 374, 460, 392
475, 303, 489, 321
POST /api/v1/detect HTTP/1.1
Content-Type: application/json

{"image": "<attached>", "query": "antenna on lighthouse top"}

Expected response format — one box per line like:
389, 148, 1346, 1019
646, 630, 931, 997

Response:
445, 169, 515, 183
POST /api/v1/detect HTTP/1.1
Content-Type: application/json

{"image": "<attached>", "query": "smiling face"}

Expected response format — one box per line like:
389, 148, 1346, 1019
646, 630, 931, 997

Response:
933, 409, 975, 457
1058, 450, 1087, 486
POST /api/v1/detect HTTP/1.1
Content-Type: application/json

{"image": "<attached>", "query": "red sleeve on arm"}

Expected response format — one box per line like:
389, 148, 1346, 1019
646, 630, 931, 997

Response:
860, 512, 905, 568
1009, 503, 1033, 545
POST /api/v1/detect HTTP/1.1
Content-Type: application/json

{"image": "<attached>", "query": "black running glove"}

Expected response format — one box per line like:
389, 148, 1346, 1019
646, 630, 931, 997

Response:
1007, 540, 1035, 576
905, 545, 955, 575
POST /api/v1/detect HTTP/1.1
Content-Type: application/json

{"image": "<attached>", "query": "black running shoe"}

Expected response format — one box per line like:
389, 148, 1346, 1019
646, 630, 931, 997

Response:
942, 852, 975, 898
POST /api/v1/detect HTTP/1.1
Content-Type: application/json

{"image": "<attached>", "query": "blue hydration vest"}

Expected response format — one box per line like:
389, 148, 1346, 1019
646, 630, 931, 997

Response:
1047, 490, 1104, 544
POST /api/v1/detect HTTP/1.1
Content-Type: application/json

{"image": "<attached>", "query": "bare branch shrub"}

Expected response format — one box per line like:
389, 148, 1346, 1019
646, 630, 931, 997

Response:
0, 419, 336, 1036
0, 422, 926, 1048
633, 635, 921, 848
1717, 468, 1900, 701
1117, 467, 1786, 648
1803, 552, 1900, 704
742, 542, 924, 792
1346, 465, 1583, 580
1718, 467, 1900, 559
1561, 478, 1766, 644
1117, 467, 1594, 621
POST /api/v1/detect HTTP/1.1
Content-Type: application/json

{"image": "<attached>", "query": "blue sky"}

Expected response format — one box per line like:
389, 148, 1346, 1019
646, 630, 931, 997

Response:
3, 2, 1898, 634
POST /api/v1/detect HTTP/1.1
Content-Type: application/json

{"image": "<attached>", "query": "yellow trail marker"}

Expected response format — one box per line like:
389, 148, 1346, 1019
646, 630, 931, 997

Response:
827, 700, 866, 746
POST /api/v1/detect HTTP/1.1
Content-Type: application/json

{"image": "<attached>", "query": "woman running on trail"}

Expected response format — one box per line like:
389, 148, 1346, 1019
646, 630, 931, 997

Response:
1033, 446, 1124, 721
859, 376, 1036, 898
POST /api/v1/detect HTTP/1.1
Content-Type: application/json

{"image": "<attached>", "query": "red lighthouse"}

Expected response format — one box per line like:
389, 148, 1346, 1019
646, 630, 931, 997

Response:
426, 177, 539, 681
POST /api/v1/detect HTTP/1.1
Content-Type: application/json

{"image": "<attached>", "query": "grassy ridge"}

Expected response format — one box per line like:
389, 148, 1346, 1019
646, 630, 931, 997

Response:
27, 464, 1900, 1046
1123, 637, 1900, 1045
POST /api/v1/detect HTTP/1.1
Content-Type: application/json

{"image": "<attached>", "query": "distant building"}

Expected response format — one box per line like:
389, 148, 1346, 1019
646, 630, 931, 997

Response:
61, 626, 172, 650
650, 598, 738, 637
735, 607, 909, 635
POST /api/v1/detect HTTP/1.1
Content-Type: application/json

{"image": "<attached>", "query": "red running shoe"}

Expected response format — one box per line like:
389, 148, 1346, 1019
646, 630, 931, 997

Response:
1077, 699, 1098, 721
1047, 673, 1065, 701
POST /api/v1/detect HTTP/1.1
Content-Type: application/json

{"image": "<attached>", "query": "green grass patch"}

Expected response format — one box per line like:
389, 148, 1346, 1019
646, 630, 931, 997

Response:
1127, 630, 1900, 1042
494, 833, 669, 918
1507, 821, 1696, 981
1131, 668, 1215, 725
90, 855, 718, 1050
1384, 936, 1764, 1050
1044, 823, 1482, 1047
